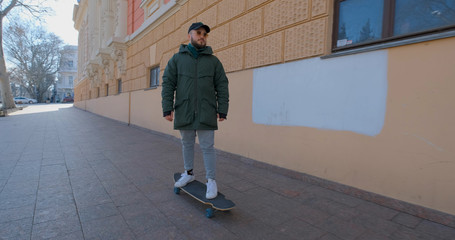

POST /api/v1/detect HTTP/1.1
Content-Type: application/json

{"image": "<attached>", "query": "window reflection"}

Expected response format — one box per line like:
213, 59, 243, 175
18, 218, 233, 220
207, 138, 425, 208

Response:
394, 0, 455, 35
337, 0, 384, 47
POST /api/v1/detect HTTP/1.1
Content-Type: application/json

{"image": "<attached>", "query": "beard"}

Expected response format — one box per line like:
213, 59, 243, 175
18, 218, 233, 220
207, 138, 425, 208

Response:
190, 35, 206, 49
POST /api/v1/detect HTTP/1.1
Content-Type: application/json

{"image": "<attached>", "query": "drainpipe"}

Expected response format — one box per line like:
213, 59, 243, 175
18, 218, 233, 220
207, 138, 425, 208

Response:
128, 91, 131, 126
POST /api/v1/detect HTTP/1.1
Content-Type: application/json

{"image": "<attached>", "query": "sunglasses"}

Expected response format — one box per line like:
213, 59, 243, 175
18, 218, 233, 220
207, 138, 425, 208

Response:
194, 30, 208, 37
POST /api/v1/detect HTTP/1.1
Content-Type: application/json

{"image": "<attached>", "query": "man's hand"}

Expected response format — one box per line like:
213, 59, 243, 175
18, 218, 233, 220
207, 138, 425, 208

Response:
165, 112, 174, 122
217, 114, 226, 122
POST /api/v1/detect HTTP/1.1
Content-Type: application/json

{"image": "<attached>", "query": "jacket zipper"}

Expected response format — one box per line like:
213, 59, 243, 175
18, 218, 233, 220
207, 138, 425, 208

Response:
194, 57, 198, 116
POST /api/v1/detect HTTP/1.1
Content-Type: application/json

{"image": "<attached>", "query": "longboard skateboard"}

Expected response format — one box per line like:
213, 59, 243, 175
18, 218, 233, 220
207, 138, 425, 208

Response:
173, 173, 235, 218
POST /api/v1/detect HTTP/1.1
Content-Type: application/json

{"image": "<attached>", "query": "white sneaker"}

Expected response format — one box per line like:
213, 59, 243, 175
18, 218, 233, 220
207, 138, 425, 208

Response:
174, 172, 195, 188
206, 179, 218, 199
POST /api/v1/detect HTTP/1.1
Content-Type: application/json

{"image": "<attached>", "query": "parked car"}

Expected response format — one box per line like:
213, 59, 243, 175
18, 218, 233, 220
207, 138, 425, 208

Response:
14, 97, 37, 104
62, 96, 74, 103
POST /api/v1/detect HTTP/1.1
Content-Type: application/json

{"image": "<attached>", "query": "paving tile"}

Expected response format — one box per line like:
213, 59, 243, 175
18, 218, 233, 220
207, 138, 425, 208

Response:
65, 159, 91, 170
249, 206, 296, 226
81, 215, 135, 240
35, 191, 74, 210
0, 184, 38, 198
101, 181, 137, 197
67, 168, 98, 180
0, 204, 35, 224
183, 223, 239, 240
318, 233, 343, 240
136, 225, 187, 240
0, 178, 7, 191
42, 151, 64, 159
73, 191, 112, 208
392, 212, 423, 228
144, 186, 179, 204
78, 202, 119, 223
110, 190, 150, 207
46, 230, 84, 240
228, 179, 259, 192
356, 200, 400, 220
319, 216, 367, 240
72, 181, 106, 194
303, 195, 358, 220
36, 185, 73, 198
296, 204, 331, 226
390, 226, 442, 240
306, 185, 365, 208
39, 164, 67, 175
0, 194, 36, 210
117, 202, 158, 219
277, 217, 326, 240
352, 213, 401, 237
415, 220, 455, 239
39, 175, 71, 189
222, 218, 289, 240
123, 211, 172, 237
356, 230, 391, 240
0, 218, 33, 240
41, 157, 65, 166
158, 201, 215, 232
33, 203, 78, 224
31, 215, 81, 240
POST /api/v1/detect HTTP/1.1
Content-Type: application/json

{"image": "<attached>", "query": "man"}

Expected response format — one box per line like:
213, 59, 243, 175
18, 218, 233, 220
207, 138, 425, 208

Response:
161, 22, 229, 199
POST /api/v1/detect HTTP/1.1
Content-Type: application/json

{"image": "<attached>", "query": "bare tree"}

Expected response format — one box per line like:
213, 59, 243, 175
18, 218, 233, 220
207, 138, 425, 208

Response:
0, 0, 50, 110
5, 20, 63, 102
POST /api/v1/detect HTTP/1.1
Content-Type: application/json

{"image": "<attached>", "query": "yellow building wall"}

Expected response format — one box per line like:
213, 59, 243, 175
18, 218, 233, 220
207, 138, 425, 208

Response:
215, 37, 455, 216
384, 38, 455, 214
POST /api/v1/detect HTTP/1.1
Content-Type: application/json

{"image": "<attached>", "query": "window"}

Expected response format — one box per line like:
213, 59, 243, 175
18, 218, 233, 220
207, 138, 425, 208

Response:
117, 79, 122, 94
149, 66, 160, 88
106, 84, 109, 96
333, 0, 455, 50
67, 60, 73, 68
69, 76, 73, 86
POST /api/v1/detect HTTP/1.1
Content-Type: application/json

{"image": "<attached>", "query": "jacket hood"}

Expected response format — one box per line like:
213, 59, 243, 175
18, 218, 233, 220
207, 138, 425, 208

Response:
179, 44, 213, 55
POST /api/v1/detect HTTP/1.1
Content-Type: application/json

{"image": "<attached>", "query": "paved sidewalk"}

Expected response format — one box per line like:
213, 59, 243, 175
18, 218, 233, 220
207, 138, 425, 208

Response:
1, 104, 454, 240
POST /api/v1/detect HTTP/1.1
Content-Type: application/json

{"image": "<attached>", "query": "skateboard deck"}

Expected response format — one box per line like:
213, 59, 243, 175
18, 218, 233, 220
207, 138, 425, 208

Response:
173, 173, 235, 218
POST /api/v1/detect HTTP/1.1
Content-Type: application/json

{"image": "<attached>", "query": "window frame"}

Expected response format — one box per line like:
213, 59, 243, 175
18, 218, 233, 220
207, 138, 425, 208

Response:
68, 76, 74, 86
117, 79, 122, 94
149, 65, 160, 89
332, 0, 455, 51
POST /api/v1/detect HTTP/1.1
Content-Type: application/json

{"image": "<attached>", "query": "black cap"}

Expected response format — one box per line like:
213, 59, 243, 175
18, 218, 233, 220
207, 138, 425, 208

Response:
188, 22, 210, 33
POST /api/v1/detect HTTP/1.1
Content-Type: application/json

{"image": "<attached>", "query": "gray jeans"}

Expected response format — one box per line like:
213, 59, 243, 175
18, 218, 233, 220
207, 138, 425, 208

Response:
180, 130, 216, 180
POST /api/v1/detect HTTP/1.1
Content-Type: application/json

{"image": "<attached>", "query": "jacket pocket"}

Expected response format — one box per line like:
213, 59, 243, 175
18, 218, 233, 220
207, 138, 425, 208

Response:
174, 99, 193, 128
200, 99, 217, 127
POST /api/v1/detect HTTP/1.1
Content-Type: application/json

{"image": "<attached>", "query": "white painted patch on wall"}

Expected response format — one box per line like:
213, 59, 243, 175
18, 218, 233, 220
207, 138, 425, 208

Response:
252, 50, 388, 136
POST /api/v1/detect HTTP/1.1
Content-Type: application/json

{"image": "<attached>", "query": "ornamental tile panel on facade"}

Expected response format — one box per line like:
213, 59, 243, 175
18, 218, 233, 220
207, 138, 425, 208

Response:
228, 8, 262, 44
263, 0, 309, 33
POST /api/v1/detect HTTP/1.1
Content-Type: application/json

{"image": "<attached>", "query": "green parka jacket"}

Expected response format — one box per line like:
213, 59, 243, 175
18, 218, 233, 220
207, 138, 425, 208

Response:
161, 44, 229, 130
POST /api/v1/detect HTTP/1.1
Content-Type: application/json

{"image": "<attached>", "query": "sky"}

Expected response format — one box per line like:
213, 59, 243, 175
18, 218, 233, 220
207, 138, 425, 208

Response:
42, 0, 79, 46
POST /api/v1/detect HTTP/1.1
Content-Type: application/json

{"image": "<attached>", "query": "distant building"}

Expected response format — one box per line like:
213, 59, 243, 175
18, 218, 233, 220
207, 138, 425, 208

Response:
56, 45, 78, 102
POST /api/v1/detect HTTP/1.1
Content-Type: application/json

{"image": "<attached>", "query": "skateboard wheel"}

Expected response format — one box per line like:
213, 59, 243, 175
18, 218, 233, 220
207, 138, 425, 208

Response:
174, 187, 180, 194
206, 208, 214, 218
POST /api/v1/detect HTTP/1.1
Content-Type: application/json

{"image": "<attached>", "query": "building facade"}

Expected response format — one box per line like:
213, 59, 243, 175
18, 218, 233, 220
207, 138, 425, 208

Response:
73, 0, 455, 225
56, 45, 78, 102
